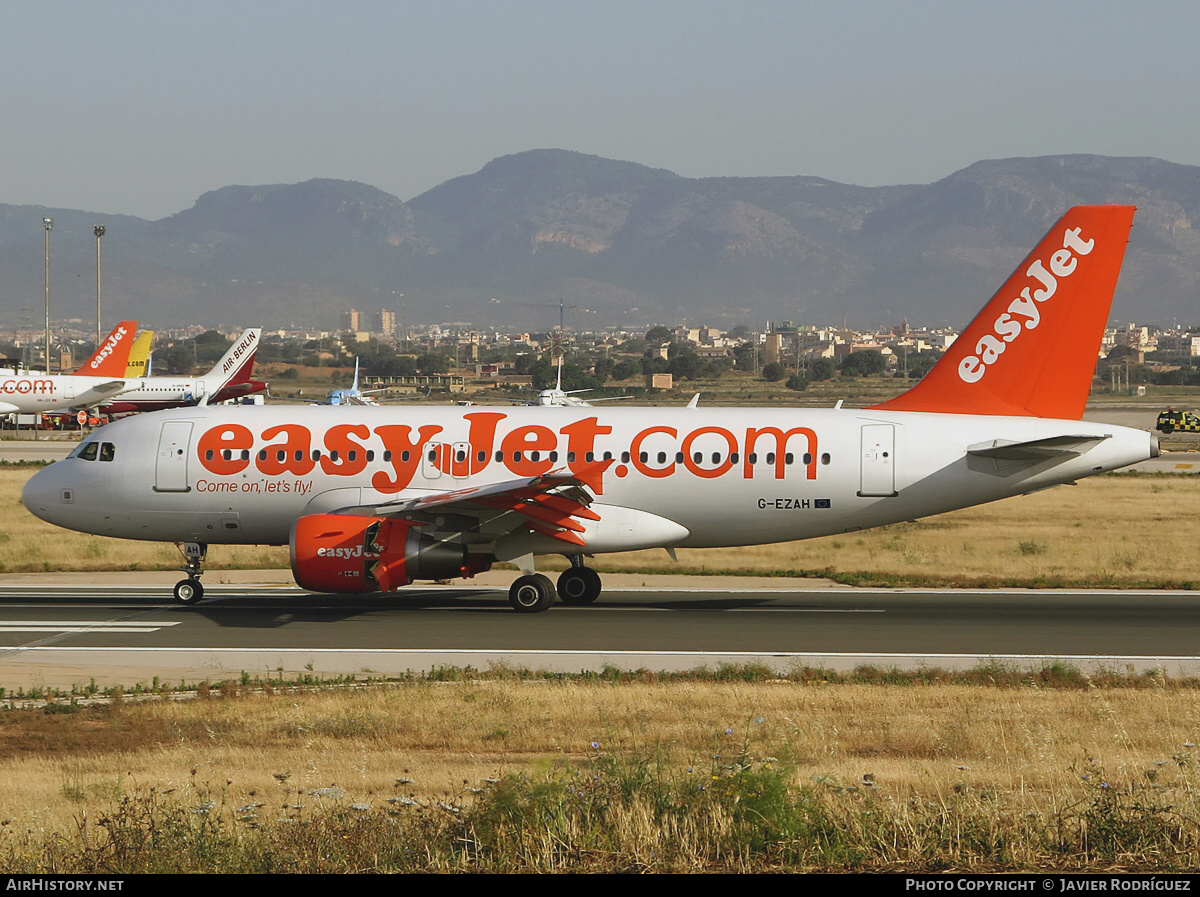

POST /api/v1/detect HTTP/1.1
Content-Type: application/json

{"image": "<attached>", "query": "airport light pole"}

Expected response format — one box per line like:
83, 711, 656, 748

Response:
43, 217, 53, 374
93, 225, 106, 346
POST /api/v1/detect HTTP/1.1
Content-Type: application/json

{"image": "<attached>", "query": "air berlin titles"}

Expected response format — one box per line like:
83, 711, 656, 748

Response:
195, 412, 820, 494
221, 331, 258, 375
958, 224, 1096, 384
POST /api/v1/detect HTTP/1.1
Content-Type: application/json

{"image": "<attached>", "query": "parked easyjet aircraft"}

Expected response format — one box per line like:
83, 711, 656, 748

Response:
23, 207, 1156, 610
0, 321, 143, 416
99, 328, 266, 413
74, 321, 139, 377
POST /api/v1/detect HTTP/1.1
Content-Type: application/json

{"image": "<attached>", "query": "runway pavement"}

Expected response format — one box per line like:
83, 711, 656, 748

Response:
0, 571, 1197, 690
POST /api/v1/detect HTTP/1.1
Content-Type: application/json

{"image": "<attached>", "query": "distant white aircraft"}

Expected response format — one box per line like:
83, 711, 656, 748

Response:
24, 206, 1155, 613
321, 358, 386, 406
523, 358, 631, 407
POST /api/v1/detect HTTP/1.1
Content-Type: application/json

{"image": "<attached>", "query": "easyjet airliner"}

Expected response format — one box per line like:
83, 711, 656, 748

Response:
23, 207, 1157, 610
0, 321, 142, 416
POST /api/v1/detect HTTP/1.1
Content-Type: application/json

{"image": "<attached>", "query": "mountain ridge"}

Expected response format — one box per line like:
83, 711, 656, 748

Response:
1, 150, 1196, 329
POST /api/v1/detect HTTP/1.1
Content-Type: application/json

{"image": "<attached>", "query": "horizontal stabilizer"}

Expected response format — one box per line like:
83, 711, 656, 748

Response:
967, 434, 1108, 461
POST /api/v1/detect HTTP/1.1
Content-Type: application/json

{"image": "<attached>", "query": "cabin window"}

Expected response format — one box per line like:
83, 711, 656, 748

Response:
785, 453, 794, 464
821, 453, 831, 465
748, 453, 758, 464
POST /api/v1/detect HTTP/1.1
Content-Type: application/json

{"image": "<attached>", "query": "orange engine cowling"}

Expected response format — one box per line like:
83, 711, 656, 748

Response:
289, 514, 491, 594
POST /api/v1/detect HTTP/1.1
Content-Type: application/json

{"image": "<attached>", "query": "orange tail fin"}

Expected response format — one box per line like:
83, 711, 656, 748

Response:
869, 206, 1135, 419
75, 321, 138, 377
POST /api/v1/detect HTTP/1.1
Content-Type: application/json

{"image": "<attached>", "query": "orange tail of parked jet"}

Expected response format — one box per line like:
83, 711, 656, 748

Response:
870, 205, 1135, 420
74, 321, 139, 377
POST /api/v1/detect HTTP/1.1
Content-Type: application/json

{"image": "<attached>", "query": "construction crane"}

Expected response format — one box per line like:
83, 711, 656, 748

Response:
516, 299, 597, 332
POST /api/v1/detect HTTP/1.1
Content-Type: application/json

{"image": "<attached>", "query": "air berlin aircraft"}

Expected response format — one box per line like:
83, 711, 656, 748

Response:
23, 206, 1156, 611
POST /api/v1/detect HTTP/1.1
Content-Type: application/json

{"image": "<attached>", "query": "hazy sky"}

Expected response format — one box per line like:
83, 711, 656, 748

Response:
5, 0, 1199, 220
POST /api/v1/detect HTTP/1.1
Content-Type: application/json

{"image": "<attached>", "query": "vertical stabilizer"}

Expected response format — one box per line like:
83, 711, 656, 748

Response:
75, 321, 138, 377
869, 206, 1135, 419
124, 330, 154, 377
203, 329, 261, 392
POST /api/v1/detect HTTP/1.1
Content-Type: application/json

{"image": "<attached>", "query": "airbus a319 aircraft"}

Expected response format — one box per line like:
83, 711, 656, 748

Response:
23, 206, 1157, 611
98, 328, 266, 414
0, 321, 141, 416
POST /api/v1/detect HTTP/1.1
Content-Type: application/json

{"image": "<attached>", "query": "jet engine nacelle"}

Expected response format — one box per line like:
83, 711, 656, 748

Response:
289, 513, 490, 593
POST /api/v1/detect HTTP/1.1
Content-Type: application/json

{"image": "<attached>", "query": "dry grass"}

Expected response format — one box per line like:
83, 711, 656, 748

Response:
4, 467, 1199, 587
4, 677, 1200, 870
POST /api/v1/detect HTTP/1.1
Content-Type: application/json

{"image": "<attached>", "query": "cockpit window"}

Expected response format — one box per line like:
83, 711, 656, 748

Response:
71, 442, 100, 461
99, 442, 115, 462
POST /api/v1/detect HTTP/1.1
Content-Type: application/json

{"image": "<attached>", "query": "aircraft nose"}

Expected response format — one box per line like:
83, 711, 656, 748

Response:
21, 463, 73, 527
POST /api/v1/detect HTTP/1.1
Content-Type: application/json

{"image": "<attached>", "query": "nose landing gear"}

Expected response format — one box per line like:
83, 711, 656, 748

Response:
174, 542, 207, 604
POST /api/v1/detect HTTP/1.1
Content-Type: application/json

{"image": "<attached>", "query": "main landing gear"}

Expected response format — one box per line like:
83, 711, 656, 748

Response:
174, 542, 207, 605
507, 557, 603, 613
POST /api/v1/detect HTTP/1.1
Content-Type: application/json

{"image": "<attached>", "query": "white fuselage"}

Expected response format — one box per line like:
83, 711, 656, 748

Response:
0, 373, 143, 415
22, 404, 1155, 556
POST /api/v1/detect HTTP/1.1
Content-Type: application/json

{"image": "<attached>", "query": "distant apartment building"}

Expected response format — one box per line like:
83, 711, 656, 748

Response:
376, 309, 396, 338
342, 309, 361, 332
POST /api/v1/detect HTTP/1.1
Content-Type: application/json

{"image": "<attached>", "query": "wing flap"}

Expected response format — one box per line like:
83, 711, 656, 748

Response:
327, 470, 599, 546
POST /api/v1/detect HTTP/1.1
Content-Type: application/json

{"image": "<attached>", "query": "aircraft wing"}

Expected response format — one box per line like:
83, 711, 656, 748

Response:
92, 380, 130, 394
337, 471, 600, 547
967, 434, 1109, 462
